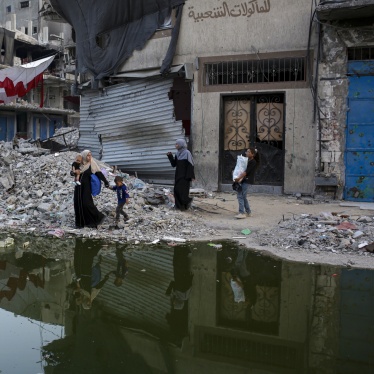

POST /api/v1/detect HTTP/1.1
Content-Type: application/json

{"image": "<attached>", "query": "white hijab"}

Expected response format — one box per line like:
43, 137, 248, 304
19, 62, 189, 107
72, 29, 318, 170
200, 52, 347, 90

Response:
80, 150, 101, 174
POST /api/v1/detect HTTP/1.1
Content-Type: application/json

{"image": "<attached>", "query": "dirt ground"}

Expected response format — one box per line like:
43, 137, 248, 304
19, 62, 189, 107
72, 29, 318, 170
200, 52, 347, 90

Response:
188, 192, 374, 269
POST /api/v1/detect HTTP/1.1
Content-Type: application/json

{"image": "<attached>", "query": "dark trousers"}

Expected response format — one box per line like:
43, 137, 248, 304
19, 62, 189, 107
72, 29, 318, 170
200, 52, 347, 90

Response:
115, 203, 129, 221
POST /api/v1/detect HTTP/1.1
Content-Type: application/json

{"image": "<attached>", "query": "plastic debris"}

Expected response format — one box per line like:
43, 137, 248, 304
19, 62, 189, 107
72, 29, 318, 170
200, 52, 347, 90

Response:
241, 229, 252, 235
207, 243, 223, 250
0, 237, 15, 248
47, 229, 65, 238
336, 222, 358, 230
162, 236, 186, 243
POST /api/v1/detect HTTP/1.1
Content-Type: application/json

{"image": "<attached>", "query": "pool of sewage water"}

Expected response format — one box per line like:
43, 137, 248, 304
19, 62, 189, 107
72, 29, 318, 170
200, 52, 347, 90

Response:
0, 235, 373, 374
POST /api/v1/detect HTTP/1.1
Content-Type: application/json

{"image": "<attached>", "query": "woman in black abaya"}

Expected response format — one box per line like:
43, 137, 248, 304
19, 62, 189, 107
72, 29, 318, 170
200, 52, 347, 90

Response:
167, 139, 195, 210
73, 150, 109, 228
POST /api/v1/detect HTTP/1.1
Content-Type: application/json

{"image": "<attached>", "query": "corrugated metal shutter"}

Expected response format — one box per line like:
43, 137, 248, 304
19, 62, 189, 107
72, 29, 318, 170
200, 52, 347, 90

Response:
97, 248, 174, 335
78, 76, 184, 182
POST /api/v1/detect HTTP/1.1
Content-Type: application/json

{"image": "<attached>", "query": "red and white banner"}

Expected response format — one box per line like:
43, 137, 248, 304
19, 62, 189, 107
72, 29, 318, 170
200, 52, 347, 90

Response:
0, 55, 55, 105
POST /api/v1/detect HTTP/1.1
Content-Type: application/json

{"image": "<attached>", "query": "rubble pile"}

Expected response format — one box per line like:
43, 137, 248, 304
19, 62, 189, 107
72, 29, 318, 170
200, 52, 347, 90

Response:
0, 142, 215, 243
53, 127, 79, 148
254, 211, 374, 257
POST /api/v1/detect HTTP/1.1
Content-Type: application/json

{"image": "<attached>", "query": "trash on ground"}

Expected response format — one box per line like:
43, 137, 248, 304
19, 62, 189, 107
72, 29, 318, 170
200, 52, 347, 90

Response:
162, 236, 186, 243
0, 237, 15, 248
241, 229, 252, 235
207, 243, 222, 249
336, 221, 358, 230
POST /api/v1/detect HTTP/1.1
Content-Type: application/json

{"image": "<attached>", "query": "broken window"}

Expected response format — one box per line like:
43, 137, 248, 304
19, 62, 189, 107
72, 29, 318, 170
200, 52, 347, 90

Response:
20, 1, 29, 8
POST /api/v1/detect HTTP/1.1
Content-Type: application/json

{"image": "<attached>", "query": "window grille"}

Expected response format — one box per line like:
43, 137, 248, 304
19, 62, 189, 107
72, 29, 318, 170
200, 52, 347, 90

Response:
196, 328, 303, 370
348, 47, 374, 61
20, 1, 29, 8
204, 57, 306, 86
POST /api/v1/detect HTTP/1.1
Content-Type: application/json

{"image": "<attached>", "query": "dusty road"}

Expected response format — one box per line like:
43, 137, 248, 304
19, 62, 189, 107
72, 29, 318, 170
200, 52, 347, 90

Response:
189, 192, 374, 269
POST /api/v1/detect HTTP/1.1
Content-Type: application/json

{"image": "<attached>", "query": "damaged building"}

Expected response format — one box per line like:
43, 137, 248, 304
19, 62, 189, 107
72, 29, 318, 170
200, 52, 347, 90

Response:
0, 0, 80, 142
47, 0, 374, 201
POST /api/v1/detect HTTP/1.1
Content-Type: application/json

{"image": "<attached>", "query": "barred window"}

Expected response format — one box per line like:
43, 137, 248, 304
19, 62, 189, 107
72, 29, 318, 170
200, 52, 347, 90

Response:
20, 1, 29, 8
348, 47, 374, 61
204, 57, 306, 86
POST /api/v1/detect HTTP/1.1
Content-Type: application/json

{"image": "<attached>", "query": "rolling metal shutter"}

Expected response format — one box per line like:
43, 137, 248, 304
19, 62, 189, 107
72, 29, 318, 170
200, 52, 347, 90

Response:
79, 76, 184, 182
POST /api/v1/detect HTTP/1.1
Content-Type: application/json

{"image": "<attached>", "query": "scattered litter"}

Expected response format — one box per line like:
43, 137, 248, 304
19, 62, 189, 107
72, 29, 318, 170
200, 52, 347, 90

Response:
47, 229, 65, 238
207, 243, 222, 250
241, 229, 252, 235
162, 236, 186, 243
23, 241, 30, 249
232, 236, 246, 239
336, 222, 358, 230
352, 230, 364, 239
167, 242, 178, 247
0, 237, 14, 248
140, 269, 146, 272
363, 242, 374, 253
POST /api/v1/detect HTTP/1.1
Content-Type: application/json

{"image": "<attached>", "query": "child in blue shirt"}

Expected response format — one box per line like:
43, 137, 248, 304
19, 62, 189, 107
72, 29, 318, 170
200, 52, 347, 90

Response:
111, 176, 129, 227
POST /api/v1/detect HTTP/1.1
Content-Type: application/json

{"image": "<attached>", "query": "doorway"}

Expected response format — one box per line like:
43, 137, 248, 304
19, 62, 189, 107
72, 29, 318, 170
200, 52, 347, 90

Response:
221, 94, 285, 186
345, 59, 374, 201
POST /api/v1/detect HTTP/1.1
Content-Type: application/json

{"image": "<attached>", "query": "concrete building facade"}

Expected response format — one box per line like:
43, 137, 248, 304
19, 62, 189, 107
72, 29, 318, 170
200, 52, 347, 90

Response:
0, 0, 79, 142
50, 0, 374, 201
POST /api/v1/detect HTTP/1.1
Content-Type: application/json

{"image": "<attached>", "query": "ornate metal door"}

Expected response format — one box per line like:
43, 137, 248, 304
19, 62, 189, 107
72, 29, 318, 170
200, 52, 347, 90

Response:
221, 94, 284, 185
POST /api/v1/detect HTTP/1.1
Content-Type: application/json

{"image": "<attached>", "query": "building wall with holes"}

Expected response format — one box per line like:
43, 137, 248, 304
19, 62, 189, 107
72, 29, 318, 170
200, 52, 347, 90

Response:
318, 20, 374, 198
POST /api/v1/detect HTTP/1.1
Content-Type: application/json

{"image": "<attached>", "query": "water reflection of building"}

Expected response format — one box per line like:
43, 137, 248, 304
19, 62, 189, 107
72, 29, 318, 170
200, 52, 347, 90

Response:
0, 250, 73, 325
95, 243, 373, 374
14, 238, 369, 374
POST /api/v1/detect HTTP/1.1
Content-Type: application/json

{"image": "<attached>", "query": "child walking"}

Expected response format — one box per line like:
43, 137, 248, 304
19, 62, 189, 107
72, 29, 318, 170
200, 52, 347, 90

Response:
110, 176, 129, 227
71, 154, 82, 185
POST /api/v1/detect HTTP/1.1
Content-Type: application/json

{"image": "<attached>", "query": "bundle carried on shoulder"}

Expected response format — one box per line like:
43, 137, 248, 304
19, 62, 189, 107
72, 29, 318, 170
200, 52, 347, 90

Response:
232, 155, 248, 191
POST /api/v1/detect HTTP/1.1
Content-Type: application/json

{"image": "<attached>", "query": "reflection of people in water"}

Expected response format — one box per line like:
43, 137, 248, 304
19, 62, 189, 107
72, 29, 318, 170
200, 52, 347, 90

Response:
0, 262, 45, 302
72, 239, 111, 309
165, 246, 193, 345
110, 248, 128, 287
229, 272, 246, 303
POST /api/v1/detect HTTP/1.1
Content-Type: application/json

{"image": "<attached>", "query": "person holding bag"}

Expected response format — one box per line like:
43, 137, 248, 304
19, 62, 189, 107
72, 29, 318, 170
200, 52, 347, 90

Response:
73, 149, 109, 228
233, 147, 260, 219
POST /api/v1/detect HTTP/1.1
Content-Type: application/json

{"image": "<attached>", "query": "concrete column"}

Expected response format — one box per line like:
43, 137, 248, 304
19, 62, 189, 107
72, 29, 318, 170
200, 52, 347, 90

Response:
28, 20, 33, 36
10, 14, 16, 31
43, 27, 49, 43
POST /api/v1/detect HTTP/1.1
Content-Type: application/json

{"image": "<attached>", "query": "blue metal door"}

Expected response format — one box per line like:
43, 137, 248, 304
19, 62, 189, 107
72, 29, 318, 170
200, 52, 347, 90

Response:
40, 118, 48, 140
345, 61, 374, 201
0, 117, 6, 141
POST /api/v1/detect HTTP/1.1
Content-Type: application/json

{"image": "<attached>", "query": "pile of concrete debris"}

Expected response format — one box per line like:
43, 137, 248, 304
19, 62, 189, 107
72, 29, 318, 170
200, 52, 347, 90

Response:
53, 127, 79, 149
0, 142, 216, 243
254, 211, 374, 256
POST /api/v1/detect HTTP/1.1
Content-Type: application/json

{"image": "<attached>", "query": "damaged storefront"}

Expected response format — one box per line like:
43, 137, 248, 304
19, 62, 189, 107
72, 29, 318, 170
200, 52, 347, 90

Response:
79, 72, 191, 183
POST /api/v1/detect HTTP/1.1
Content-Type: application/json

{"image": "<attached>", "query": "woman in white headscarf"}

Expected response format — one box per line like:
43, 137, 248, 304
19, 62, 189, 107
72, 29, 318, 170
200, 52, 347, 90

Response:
167, 139, 195, 210
73, 150, 109, 228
